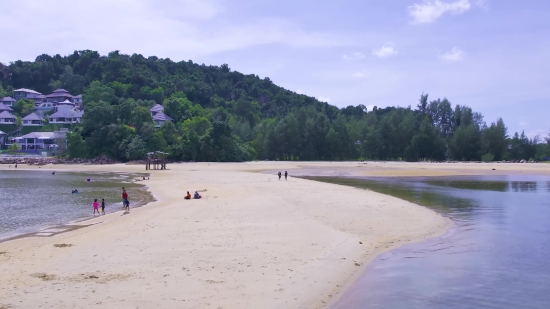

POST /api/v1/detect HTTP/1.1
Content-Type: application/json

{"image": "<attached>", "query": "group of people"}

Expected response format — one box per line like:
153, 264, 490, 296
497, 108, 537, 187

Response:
91, 187, 130, 216
184, 191, 202, 200
278, 171, 289, 180
92, 198, 106, 216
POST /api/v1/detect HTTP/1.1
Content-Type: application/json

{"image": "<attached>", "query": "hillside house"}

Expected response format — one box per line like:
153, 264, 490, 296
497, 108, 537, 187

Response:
46, 89, 74, 103
13, 88, 42, 101
0, 111, 15, 124
149, 104, 173, 127
48, 109, 83, 124
9, 131, 67, 151
0, 103, 13, 113
0, 97, 16, 107
22, 113, 43, 126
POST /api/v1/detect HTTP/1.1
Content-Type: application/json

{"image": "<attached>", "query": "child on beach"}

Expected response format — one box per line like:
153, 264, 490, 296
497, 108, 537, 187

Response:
101, 198, 105, 215
93, 199, 100, 216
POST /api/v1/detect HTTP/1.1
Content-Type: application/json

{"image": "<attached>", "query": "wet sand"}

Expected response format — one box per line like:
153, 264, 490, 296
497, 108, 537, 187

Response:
0, 161, 545, 308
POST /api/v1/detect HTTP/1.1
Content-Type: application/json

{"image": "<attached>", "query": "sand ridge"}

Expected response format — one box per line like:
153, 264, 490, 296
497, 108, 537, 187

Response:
2, 161, 524, 308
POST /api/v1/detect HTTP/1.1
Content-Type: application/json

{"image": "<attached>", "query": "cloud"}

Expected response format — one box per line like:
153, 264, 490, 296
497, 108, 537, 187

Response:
519, 121, 528, 127
439, 47, 464, 61
342, 52, 366, 60
372, 45, 398, 58
317, 96, 331, 102
0, 0, 355, 62
408, 0, 472, 24
352, 72, 366, 78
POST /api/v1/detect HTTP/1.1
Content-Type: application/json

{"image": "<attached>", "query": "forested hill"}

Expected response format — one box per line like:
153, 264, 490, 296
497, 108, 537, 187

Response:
1, 50, 548, 162
0, 50, 337, 119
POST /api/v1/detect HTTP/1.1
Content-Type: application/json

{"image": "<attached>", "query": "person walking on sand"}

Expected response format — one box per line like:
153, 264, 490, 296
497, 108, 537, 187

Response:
93, 199, 100, 216
278, 171, 281, 180
101, 198, 106, 215
285, 171, 288, 181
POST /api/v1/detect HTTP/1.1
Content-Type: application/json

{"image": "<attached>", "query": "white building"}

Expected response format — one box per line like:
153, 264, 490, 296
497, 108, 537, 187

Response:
0, 103, 13, 114
48, 109, 83, 124
0, 111, 15, 124
10, 131, 67, 151
22, 113, 43, 126
0, 97, 16, 107
13, 88, 42, 101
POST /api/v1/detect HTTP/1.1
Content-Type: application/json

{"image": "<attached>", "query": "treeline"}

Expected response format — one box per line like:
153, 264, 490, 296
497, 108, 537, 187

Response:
1, 51, 549, 162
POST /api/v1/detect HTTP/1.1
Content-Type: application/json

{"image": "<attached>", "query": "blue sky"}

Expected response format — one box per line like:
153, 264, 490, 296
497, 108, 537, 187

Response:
0, 0, 548, 138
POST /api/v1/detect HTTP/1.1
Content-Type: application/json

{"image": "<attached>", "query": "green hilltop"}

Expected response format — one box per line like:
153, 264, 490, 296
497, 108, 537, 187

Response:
0, 50, 548, 161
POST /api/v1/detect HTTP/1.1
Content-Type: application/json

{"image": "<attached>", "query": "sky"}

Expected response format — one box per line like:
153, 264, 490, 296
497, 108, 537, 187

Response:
0, 0, 549, 138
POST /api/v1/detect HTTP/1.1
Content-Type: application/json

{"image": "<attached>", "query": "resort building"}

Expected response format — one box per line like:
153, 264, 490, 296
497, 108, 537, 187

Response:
22, 113, 43, 126
0, 97, 16, 107
46, 89, 74, 103
48, 108, 83, 124
0, 103, 13, 113
0, 111, 16, 124
10, 131, 67, 151
13, 88, 42, 101
149, 104, 173, 127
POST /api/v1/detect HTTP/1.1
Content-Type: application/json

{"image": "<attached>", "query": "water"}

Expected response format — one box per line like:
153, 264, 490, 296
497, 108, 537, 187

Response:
305, 175, 550, 309
0, 170, 153, 240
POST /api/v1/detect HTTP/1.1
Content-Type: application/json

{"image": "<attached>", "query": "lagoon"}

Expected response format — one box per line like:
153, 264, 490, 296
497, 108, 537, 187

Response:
307, 175, 550, 309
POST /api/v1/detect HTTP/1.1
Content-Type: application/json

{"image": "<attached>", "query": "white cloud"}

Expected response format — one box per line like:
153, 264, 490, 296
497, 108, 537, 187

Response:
408, 0, 471, 24
317, 96, 331, 102
342, 52, 366, 60
352, 72, 366, 78
372, 46, 398, 58
519, 121, 528, 127
439, 47, 464, 61
0, 0, 354, 63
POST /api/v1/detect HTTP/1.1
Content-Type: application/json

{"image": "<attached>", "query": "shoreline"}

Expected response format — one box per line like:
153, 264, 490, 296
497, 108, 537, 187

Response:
0, 169, 155, 243
1, 162, 545, 309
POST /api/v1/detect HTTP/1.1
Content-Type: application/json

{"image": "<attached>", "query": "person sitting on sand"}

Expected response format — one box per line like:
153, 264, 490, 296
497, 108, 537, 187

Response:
72, 189, 78, 194
185, 191, 192, 200
193, 191, 202, 199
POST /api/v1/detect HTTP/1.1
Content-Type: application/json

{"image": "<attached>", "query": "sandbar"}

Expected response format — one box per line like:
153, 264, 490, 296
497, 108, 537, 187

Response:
2, 161, 540, 308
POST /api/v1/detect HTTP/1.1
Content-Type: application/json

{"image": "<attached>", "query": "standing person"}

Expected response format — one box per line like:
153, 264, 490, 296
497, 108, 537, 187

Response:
101, 198, 106, 215
278, 171, 281, 180
93, 199, 100, 216
284, 171, 288, 181
122, 188, 129, 211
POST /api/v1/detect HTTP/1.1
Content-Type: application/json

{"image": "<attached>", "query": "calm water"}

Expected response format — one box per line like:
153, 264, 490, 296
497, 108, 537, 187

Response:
305, 175, 550, 309
0, 170, 153, 240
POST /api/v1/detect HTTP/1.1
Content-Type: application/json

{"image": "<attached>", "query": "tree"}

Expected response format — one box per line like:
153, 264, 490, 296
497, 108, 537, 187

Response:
13, 99, 35, 116
482, 118, 508, 161
126, 136, 147, 160
66, 130, 89, 158
83, 81, 116, 105
129, 106, 154, 132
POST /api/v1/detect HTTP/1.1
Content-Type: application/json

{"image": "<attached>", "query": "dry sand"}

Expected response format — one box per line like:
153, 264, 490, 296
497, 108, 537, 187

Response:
1, 161, 546, 309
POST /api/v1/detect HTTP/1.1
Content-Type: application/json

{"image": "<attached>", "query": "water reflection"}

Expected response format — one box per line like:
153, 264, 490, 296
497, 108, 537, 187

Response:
303, 175, 550, 309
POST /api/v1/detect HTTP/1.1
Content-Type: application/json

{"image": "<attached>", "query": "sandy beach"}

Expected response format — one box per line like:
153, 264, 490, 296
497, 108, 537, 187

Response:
1, 161, 548, 309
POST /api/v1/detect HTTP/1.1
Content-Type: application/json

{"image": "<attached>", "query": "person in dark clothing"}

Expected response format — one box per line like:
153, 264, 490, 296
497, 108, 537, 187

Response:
101, 199, 106, 215
284, 171, 288, 180
278, 171, 282, 180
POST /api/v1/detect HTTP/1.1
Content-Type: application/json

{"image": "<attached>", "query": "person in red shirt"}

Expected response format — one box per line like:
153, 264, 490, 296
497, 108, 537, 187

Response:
122, 187, 129, 211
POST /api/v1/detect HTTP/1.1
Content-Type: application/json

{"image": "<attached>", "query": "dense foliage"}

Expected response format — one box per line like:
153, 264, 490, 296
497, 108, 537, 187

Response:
1, 51, 549, 161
